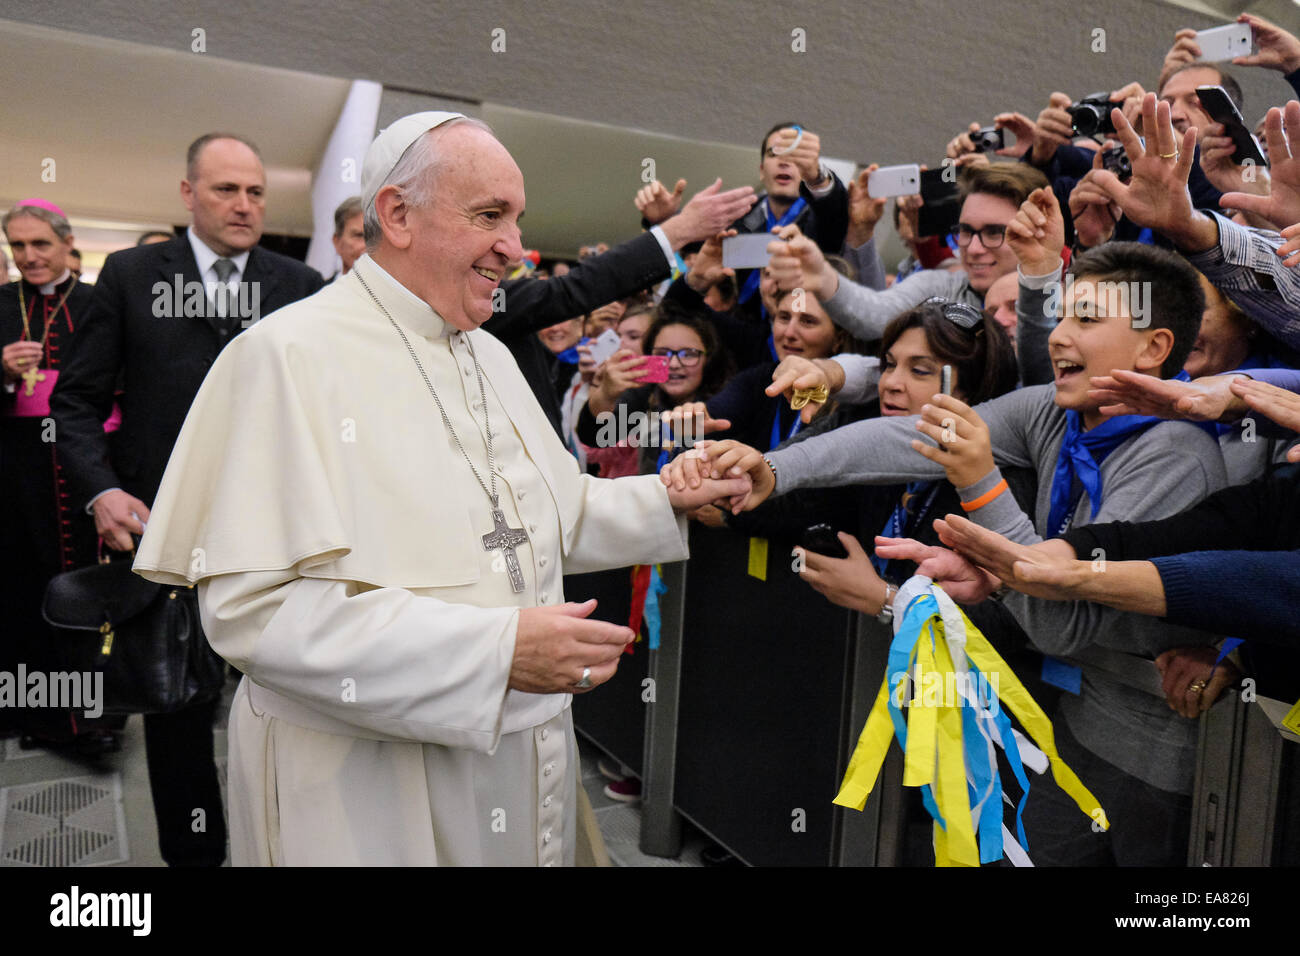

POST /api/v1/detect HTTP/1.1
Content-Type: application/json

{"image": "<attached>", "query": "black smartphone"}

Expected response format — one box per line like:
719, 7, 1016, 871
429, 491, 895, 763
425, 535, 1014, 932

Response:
919, 167, 960, 203
802, 523, 849, 559
1196, 86, 1267, 167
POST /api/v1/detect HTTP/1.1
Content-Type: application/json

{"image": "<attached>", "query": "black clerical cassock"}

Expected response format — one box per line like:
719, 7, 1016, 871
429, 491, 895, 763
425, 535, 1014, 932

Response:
0, 273, 104, 741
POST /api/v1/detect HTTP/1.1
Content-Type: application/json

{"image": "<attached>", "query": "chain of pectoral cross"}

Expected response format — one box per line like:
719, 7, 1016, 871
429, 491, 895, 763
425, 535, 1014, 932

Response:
17, 280, 74, 397
353, 270, 530, 592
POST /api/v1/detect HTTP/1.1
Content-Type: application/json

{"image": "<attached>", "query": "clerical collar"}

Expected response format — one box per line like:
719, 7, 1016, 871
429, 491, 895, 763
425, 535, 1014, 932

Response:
351, 254, 451, 340
187, 228, 250, 283
36, 270, 73, 295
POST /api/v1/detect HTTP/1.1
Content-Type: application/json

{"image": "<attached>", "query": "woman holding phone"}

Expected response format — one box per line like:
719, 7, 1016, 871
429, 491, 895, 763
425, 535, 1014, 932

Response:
727, 298, 1020, 619
576, 304, 732, 476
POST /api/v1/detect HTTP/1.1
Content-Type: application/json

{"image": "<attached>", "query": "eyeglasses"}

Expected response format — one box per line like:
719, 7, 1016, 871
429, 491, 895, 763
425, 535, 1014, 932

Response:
923, 297, 983, 330
949, 223, 1008, 249
651, 347, 707, 367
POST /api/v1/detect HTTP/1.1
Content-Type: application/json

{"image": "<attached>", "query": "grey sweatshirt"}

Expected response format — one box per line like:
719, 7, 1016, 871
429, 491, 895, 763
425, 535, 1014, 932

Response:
767, 382, 1229, 794
821, 267, 979, 342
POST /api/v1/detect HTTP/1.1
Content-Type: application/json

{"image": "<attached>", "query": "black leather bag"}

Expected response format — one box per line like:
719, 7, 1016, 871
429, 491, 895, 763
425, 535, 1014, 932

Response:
42, 559, 227, 715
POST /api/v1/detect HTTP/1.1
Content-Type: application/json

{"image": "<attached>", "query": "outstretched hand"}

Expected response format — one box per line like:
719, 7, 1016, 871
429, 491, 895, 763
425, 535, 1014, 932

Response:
931, 514, 1087, 600
1089, 93, 1211, 251
1219, 101, 1300, 232
1230, 377, 1300, 461
871, 536, 1000, 603
1088, 368, 1245, 422
659, 439, 774, 513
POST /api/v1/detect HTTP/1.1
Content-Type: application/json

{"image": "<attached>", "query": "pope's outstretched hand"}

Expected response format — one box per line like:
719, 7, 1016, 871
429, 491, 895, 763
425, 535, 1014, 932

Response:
659, 440, 774, 513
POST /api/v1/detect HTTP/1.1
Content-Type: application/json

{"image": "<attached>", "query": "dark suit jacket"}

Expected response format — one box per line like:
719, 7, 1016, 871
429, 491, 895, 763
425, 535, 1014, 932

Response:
50, 235, 323, 509
482, 230, 671, 435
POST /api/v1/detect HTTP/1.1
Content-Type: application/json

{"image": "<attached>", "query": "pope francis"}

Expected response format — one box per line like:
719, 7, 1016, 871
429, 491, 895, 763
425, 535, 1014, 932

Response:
132, 112, 749, 866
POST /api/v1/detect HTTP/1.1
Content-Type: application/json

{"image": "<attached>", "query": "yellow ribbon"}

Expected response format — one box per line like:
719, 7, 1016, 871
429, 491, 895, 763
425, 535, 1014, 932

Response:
832, 592, 1108, 866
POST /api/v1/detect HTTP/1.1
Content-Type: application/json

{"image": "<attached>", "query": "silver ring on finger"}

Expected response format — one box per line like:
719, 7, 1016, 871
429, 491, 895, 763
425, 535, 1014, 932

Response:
574, 666, 593, 689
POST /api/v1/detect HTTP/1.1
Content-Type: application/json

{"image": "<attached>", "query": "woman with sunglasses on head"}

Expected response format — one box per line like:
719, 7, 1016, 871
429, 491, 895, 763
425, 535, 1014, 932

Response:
769, 299, 1021, 620
576, 303, 733, 476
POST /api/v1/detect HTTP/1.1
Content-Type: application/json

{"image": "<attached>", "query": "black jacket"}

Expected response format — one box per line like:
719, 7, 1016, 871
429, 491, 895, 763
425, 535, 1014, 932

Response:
483, 231, 671, 435
50, 236, 323, 508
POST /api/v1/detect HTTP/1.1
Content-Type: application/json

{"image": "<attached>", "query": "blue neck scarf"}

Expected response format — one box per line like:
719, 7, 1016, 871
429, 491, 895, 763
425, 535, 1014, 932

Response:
737, 196, 807, 304
555, 336, 589, 366
1047, 410, 1160, 535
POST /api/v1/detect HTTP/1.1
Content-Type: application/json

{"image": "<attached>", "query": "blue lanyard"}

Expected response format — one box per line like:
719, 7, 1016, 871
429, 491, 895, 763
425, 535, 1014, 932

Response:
871, 481, 941, 577
769, 399, 802, 451
738, 197, 807, 304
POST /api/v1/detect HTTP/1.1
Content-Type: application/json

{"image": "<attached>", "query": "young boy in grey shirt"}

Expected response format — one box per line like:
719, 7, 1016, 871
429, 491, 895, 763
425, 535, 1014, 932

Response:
665, 231, 1228, 865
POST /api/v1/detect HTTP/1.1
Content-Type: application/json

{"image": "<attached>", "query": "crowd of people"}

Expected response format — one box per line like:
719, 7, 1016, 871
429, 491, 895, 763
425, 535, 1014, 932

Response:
3, 11, 1300, 867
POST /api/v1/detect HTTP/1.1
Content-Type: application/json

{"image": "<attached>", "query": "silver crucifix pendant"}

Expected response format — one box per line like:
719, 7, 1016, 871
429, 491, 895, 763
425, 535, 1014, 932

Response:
483, 507, 529, 593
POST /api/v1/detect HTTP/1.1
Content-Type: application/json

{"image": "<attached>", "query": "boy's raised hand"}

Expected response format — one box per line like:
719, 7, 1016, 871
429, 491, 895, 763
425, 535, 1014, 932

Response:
1006, 186, 1065, 274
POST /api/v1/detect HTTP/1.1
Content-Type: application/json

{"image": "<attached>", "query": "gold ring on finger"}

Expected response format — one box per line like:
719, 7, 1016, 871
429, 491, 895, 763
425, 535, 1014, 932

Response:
1159, 151, 1179, 160
1187, 678, 1208, 695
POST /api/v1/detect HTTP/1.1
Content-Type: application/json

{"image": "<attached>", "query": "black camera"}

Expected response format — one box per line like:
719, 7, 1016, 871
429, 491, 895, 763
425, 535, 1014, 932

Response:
971, 126, 1005, 153
1101, 145, 1131, 182
1069, 93, 1119, 137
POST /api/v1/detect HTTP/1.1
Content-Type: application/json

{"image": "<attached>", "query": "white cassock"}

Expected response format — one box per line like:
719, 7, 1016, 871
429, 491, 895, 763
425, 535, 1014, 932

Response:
133, 255, 689, 866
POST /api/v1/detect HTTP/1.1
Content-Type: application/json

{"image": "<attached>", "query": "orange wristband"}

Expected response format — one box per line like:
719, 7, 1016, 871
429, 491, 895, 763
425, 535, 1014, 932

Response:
961, 478, 1009, 512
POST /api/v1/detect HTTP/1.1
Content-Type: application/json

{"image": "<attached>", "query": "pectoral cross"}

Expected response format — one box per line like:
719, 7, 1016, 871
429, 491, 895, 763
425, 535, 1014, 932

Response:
21, 365, 45, 397
482, 506, 529, 593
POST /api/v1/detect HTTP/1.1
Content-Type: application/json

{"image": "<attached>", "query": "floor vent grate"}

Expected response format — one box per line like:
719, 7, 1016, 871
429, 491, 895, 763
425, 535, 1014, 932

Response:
0, 774, 128, 866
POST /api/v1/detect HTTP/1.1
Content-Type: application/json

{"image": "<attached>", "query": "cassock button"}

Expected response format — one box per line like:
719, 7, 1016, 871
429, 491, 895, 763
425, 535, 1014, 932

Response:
543, 795, 552, 807
543, 829, 552, 844
529, 523, 537, 534
518, 489, 527, 500
540, 592, 549, 602
539, 556, 548, 568
540, 729, 549, 741
543, 763, 553, 776
463, 365, 473, 376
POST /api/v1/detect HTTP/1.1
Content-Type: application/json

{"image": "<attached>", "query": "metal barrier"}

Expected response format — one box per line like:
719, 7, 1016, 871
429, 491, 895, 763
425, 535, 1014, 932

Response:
569, 524, 1297, 866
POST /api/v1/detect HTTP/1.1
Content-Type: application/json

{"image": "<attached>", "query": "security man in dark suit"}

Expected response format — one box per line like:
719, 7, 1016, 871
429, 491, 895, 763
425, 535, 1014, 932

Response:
51, 132, 323, 866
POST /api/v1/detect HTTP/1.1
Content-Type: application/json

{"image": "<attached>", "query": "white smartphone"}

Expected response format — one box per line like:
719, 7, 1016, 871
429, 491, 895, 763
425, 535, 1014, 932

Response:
588, 327, 622, 366
722, 233, 782, 269
866, 163, 921, 199
1194, 23, 1253, 62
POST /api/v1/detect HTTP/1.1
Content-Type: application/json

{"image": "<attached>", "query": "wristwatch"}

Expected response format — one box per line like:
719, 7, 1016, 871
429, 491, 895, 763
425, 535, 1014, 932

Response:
876, 583, 899, 625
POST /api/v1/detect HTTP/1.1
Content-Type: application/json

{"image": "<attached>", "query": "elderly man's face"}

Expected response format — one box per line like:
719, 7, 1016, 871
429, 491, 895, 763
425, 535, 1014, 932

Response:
5, 214, 75, 287
407, 127, 525, 330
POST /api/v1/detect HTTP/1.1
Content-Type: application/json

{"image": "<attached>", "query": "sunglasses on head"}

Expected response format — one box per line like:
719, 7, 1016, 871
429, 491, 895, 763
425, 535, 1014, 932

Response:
923, 297, 983, 330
